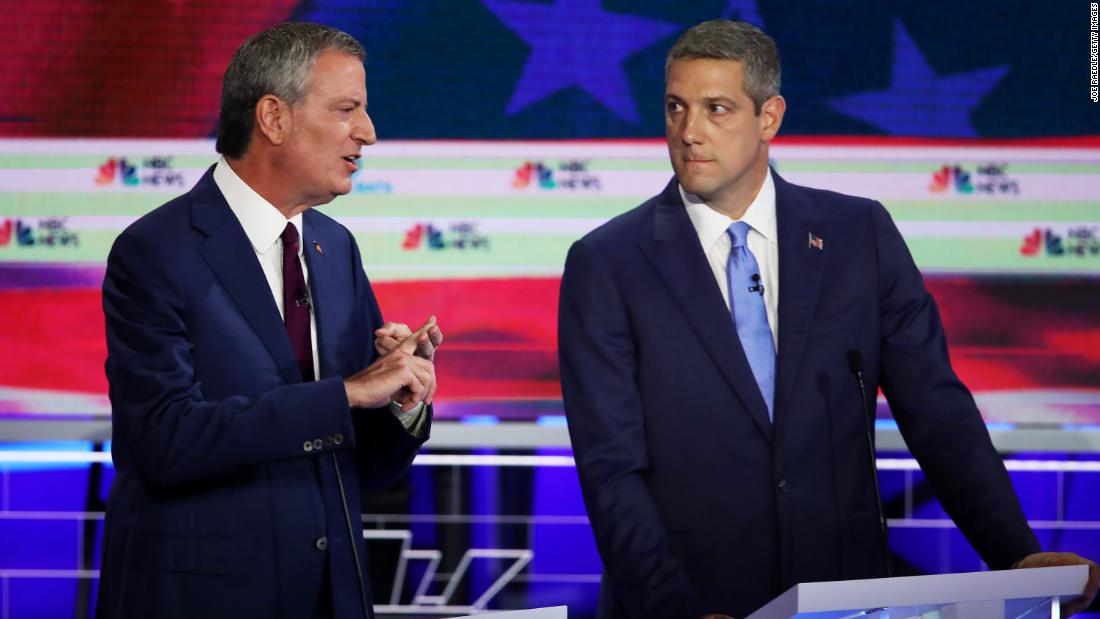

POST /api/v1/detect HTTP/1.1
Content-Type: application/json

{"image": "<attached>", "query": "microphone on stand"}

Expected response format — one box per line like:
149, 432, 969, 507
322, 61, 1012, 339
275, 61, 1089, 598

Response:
847, 349, 892, 578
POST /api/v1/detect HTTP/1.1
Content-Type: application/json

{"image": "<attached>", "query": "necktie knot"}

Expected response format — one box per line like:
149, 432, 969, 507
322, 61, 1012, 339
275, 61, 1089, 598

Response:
727, 221, 750, 248
281, 222, 300, 255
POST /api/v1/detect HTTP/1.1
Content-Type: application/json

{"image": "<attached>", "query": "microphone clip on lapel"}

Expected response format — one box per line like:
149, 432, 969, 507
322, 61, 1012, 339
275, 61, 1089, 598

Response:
749, 273, 765, 296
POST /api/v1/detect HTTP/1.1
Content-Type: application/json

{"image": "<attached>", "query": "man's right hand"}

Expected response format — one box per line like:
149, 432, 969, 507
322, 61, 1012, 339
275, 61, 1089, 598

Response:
343, 344, 436, 411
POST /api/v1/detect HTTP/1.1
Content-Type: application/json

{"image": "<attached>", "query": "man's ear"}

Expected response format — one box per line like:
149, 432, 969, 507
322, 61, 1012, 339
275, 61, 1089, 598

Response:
254, 94, 291, 147
759, 95, 786, 143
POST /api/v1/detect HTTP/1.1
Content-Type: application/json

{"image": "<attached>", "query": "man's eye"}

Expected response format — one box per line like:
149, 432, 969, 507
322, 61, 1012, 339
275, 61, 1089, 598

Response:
667, 102, 682, 113
710, 104, 728, 114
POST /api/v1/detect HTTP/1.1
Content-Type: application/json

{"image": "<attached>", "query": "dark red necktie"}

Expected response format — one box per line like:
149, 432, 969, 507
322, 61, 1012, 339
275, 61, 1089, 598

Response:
281, 222, 315, 382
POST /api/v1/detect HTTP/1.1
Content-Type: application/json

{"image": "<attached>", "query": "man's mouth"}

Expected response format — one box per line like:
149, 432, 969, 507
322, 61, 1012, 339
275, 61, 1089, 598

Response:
342, 154, 359, 172
681, 151, 712, 162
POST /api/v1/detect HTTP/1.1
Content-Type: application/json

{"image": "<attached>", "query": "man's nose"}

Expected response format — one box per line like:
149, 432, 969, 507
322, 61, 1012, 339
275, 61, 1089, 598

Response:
679, 110, 703, 145
353, 110, 377, 146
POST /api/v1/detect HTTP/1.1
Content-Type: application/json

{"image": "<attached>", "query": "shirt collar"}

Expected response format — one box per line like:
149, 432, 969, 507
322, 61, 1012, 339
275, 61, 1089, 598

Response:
680, 168, 778, 247
213, 157, 303, 256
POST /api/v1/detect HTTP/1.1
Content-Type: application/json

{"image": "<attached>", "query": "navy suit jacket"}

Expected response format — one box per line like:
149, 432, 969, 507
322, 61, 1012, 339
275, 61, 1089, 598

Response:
559, 173, 1039, 619
97, 168, 427, 619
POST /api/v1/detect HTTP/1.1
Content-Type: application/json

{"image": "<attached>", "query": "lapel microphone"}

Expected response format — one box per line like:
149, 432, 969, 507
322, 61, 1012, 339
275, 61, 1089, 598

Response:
295, 289, 311, 308
749, 273, 765, 296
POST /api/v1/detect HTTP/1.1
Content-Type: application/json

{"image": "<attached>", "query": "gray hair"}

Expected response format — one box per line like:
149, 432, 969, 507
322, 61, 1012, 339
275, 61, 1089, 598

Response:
665, 19, 781, 115
216, 22, 366, 159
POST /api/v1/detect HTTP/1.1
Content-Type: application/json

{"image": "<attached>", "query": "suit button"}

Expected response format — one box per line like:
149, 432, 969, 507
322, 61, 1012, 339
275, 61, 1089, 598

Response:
333, 433, 344, 445
315, 537, 328, 551
323, 436, 334, 448
312, 438, 324, 451
303, 441, 314, 453
777, 479, 790, 493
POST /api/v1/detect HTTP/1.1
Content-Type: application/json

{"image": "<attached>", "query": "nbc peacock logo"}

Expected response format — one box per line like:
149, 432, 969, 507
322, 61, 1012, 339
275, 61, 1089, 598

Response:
928, 164, 973, 194
512, 160, 601, 191
929, 163, 1019, 195
94, 156, 184, 188
95, 158, 140, 186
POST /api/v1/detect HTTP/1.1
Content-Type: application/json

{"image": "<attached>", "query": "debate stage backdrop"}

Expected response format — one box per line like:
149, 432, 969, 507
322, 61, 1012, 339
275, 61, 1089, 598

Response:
1, 2, 1100, 617
2, 0, 1099, 426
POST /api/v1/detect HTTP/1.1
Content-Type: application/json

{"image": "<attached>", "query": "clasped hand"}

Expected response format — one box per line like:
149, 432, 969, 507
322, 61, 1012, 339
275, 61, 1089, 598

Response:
343, 316, 442, 411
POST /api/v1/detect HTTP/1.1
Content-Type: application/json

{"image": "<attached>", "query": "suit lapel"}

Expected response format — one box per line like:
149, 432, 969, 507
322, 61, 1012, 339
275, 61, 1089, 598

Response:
640, 180, 773, 441
301, 211, 339, 380
191, 168, 302, 385
773, 172, 829, 433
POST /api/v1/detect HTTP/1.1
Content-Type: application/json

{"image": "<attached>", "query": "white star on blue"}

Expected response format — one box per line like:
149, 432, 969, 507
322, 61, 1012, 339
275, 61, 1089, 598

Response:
828, 21, 1009, 137
482, 0, 679, 123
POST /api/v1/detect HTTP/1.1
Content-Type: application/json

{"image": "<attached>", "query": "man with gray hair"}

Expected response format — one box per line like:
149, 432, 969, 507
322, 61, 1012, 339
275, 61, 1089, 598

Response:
98, 22, 441, 619
560, 19, 1097, 619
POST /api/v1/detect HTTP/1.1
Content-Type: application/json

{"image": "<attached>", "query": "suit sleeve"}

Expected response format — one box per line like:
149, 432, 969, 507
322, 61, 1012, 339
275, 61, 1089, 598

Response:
104, 228, 356, 487
871, 202, 1040, 568
347, 235, 430, 491
559, 240, 709, 619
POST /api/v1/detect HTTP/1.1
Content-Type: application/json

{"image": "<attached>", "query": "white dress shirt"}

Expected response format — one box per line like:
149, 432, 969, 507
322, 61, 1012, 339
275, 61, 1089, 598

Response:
681, 169, 780, 349
213, 158, 426, 432
214, 158, 321, 375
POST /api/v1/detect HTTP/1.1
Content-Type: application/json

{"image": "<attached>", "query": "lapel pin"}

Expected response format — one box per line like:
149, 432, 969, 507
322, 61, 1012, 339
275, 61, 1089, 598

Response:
808, 233, 824, 251
313, 241, 324, 255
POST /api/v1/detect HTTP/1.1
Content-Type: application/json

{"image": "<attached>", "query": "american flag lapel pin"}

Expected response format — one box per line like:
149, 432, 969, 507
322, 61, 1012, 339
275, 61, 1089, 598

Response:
808, 232, 824, 250
313, 241, 324, 255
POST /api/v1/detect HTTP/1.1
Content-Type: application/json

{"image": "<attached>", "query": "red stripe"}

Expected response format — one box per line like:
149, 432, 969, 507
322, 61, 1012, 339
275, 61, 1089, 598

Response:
385, 136, 1100, 148
2, 276, 1097, 405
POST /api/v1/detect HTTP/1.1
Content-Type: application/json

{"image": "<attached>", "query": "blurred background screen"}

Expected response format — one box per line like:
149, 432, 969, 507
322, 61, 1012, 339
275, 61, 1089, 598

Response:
1, 1, 1098, 429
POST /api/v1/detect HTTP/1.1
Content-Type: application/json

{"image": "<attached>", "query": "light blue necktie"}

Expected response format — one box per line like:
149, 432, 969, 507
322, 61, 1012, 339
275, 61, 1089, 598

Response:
727, 221, 776, 420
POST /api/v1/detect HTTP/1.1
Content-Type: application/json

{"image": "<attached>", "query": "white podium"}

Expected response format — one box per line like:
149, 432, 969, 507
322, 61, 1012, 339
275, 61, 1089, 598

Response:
447, 606, 567, 619
747, 566, 1088, 619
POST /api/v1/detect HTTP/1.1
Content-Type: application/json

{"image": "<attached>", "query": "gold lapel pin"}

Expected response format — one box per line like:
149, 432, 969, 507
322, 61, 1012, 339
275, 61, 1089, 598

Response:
313, 241, 324, 255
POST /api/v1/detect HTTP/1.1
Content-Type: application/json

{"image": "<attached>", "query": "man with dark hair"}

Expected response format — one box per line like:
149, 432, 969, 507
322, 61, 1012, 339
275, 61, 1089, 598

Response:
98, 22, 440, 619
559, 19, 1097, 619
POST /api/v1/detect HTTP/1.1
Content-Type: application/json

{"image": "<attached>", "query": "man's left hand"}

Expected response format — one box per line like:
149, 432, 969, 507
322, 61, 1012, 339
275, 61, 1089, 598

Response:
376, 315, 443, 361
1015, 552, 1099, 617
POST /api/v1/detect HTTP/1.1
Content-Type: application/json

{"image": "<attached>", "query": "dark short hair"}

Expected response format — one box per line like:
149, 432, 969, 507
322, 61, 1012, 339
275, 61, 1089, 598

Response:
666, 19, 781, 115
215, 22, 365, 159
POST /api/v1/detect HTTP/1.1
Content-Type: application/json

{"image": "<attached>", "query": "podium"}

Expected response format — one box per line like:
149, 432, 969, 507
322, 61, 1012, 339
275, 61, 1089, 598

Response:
447, 607, 567, 618
747, 566, 1088, 619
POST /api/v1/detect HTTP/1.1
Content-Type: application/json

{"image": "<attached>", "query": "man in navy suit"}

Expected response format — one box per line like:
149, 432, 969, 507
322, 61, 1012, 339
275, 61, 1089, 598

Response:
559, 19, 1097, 619
98, 23, 442, 618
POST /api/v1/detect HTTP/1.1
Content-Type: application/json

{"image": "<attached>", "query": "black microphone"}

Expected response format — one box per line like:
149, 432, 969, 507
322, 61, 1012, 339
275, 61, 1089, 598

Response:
748, 273, 765, 296
847, 349, 892, 578
295, 289, 311, 308
332, 453, 371, 619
